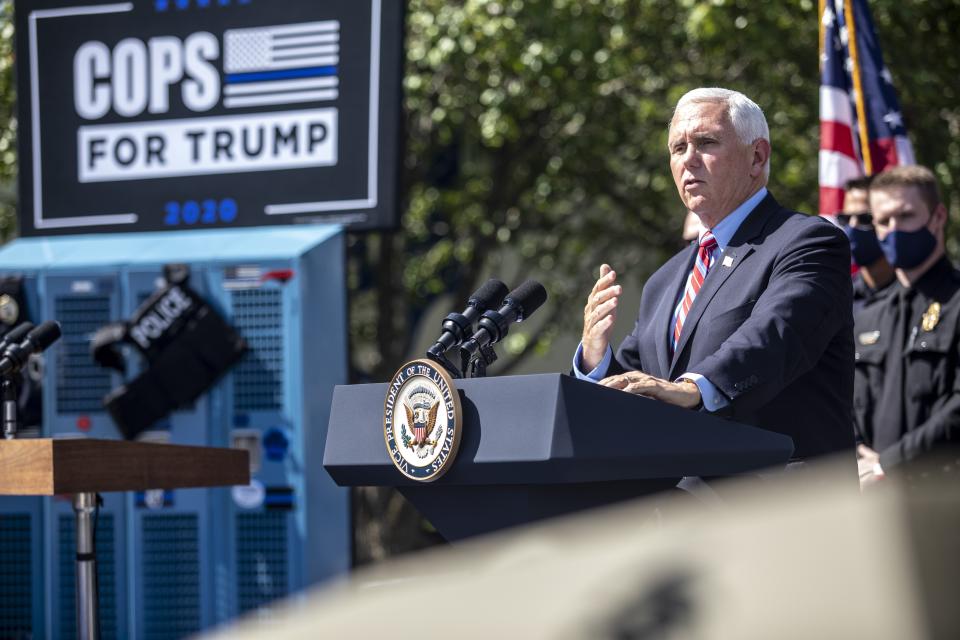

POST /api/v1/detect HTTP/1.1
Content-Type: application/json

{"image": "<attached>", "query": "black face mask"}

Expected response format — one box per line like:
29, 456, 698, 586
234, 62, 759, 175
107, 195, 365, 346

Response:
843, 224, 884, 267
880, 227, 937, 269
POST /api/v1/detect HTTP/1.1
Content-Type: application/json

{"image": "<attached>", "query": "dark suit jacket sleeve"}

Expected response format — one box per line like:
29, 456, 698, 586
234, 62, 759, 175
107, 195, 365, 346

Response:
687, 220, 852, 412
609, 320, 643, 377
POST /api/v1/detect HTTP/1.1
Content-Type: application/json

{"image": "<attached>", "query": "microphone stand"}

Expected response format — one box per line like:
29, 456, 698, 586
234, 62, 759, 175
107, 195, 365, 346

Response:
462, 344, 498, 379
2, 373, 18, 440
425, 350, 463, 379
5, 320, 100, 639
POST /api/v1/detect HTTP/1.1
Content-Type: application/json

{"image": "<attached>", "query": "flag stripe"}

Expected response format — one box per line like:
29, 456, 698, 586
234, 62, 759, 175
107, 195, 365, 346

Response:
819, 86, 854, 124
257, 55, 339, 70
224, 76, 339, 96
273, 34, 339, 48
819, 150, 862, 189
268, 20, 340, 37
819, 187, 846, 219
223, 89, 339, 109
820, 120, 858, 162
895, 136, 915, 165
271, 44, 339, 58
226, 66, 338, 84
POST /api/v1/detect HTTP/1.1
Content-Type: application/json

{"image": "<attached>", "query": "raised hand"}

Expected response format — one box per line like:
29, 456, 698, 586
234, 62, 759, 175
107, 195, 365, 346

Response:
581, 264, 621, 372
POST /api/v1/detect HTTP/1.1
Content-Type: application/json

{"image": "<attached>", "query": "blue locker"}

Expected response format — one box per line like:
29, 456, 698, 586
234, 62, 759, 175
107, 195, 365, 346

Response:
203, 229, 350, 620
0, 497, 44, 639
41, 272, 128, 640
0, 274, 43, 639
123, 269, 216, 639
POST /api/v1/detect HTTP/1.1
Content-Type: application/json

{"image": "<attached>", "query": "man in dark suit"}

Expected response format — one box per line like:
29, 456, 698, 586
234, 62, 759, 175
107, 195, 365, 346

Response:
573, 88, 855, 461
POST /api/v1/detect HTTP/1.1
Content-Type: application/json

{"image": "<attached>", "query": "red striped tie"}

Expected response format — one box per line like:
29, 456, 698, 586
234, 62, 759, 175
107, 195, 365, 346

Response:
672, 230, 718, 353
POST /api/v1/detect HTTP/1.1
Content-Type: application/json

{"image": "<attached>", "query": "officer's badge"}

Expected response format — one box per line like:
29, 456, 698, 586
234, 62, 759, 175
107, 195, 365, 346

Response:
383, 359, 462, 482
922, 302, 941, 332
0, 294, 20, 326
858, 330, 880, 346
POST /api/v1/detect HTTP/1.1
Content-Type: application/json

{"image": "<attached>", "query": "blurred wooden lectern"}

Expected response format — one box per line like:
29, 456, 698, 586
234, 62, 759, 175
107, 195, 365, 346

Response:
0, 438, 249, 640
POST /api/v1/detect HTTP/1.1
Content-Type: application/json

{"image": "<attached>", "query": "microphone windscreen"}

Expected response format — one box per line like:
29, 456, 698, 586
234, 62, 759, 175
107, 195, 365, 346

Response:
468, 279, 509, 311
27, 321, 62, 351
504, 280, 548, 320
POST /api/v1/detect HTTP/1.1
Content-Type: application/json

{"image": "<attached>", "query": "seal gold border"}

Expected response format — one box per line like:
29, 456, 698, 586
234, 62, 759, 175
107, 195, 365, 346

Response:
383, 358, 463, 482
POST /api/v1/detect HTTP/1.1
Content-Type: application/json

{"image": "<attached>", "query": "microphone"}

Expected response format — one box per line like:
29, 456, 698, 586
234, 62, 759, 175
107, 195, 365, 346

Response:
426, 279, 509, 357
0, 322, 35, 352
460, 280, 548, 358
0, 321, 61, 377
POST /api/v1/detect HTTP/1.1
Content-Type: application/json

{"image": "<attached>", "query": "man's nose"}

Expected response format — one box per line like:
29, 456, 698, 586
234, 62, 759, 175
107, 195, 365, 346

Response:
877, 221, 895, 240
682, 144, 700, 167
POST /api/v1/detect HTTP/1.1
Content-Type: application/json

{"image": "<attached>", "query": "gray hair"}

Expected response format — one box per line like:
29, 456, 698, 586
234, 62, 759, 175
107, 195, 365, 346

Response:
671, 88, 771, 179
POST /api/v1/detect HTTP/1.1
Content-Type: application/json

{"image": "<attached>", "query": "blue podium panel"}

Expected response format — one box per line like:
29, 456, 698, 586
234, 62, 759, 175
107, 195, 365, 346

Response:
40, 273, 128, 639
123, 269, 216, 639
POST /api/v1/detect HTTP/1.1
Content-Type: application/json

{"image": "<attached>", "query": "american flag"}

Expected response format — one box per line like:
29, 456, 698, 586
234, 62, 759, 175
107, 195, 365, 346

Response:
818, 0, 914, 216
222, 20, 340, 109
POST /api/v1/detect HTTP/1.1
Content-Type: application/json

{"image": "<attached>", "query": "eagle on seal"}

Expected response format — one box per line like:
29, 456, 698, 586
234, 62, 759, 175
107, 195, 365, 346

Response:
404, 399, 439, 447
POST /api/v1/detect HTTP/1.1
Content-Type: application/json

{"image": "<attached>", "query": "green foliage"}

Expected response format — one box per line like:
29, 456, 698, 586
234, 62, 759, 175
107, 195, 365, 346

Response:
0, 1, 16, 241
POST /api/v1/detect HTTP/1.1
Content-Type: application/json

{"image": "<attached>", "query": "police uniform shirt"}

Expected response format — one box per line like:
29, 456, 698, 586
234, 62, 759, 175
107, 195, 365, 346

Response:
853, 256, 960, 469
852, 270, 898, 313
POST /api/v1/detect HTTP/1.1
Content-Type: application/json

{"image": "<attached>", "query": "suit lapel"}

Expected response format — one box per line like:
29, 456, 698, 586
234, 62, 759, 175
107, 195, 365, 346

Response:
655, 245, 697, 377
668, 193, 779, 377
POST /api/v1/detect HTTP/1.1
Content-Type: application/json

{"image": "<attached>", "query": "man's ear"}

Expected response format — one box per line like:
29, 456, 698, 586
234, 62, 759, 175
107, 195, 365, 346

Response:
930, 203, 948, 238
749, 139, 771, 178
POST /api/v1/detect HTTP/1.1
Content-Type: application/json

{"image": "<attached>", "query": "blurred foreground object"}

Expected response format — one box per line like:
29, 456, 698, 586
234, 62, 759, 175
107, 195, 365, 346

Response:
201, 455, 958, 639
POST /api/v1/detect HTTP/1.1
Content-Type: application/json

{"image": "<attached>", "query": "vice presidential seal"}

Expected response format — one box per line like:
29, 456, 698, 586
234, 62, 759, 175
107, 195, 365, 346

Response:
383, 359, 462, 482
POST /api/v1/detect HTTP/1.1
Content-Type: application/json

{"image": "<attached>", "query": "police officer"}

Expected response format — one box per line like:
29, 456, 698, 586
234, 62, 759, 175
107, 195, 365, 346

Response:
854, 165, 960, 487
839, 176, 897, 311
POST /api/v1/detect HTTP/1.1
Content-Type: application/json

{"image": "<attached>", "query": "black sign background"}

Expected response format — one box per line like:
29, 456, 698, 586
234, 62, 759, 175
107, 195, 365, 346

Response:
15, 0, 402, 235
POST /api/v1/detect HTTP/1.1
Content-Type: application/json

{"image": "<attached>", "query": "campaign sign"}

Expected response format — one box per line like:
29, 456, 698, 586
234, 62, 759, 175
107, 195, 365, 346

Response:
14, 0, 402, 235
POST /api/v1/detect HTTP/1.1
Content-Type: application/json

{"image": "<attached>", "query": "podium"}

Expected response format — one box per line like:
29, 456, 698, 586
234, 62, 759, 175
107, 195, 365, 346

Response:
324, 373, 794, 540
0, 438, 248, 640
